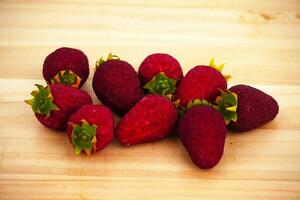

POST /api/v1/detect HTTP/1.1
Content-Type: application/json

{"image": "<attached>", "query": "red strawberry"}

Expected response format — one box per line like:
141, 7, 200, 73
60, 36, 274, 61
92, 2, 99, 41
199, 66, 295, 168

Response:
215, 85, 279, 132
175, 59, 228, 107
67, 104, 114, 156
43, 47, 89, 88
138, 53, 183, 96
179, 105, 227, 169
116, 94, 178, 145
92, 54, 143, 115
25, 84, 92, 130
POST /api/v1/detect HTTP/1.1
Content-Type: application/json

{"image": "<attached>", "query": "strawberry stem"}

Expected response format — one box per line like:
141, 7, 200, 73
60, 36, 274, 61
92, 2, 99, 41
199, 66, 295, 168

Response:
214, 89, 238, 124
178, 99, 213, 115
25, 84, 59, 117
208, 58, 231, 82
51, 70, 81, 88
95, 53, 120, 69
143, 72, 177, 96
71, 120, 97, 156
209, 58, 225, 72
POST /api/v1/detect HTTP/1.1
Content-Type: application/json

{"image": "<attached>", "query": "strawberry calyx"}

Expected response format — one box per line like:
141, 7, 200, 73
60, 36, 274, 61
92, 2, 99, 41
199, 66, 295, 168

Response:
178, 99, 212, 115
70, 119, 97, 156
143, 72, 177, 96
51, 70, 81, 88
25, 84, 59, 117
95, 53, 120, 70
214, 89, 238, 125
209, 58, 231, 82
172, 98, 180, 108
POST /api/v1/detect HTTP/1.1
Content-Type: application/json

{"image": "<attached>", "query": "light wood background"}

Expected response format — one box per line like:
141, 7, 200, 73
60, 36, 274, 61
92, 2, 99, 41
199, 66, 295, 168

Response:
0, 0, 300, 199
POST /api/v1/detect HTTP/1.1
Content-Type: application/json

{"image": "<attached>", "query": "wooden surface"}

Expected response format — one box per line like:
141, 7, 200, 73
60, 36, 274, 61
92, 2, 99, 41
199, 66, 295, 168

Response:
0, 0, 300, 199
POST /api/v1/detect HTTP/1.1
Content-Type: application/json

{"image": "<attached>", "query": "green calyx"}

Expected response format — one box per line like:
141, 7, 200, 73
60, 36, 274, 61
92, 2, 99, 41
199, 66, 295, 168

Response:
187, 99, 212, 108
71, 120, 97, 156
95, 53, 120, 70
214, 89, 238, 125
143, 72, 177, 96
51, 70, 81, 88
209, 58, 231, 82
209, 57, 225, 72
25, 84, 59, 117
179, 99, 212, 115
177, 90, 238, 125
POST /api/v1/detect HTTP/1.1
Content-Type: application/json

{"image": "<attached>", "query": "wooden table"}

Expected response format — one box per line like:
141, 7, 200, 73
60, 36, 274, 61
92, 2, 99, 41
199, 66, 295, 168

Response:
1, 1, 300, 199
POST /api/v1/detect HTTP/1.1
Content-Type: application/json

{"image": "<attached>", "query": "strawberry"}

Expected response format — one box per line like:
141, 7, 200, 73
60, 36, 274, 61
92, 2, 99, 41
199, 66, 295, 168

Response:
175, 58, 229, 107
116, 94, 178, 145
25, 84, 92, 130
92, 54, 144, 115
67, 104, 114, 156
43, 47, 89, 88
215, 85, 279, 132
179, 105, 227, 169
138, 53, 183, 96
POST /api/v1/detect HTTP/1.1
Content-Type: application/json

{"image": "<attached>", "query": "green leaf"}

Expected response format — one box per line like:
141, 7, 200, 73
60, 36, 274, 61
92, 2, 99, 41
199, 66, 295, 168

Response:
71, 120, 98, 156
25, 84, 59, 117
209, 58, 225, 72
51, 70, 80, 87
75, 146, 83, 155
179, 98, 213, 115
143, 72, 177, 96
208, 58, 231, 82
95, 53, 120, 69
214, 89, 238, 125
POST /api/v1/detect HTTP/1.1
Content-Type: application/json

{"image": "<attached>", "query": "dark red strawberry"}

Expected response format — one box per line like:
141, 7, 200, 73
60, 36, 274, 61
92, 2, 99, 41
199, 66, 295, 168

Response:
43, 47, 89, 88
179, 105, 227, 169
138, 53, 183, 96
116, 94, 178, 145
25, 84, 92, 130
67, 104, 114, 156
215, 85, 279, 132
92, 54, 143, 115
175, 59, 229, 107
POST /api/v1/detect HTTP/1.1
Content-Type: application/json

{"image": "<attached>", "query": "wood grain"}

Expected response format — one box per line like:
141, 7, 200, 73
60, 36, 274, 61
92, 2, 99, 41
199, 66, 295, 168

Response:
0, 0, 300, 199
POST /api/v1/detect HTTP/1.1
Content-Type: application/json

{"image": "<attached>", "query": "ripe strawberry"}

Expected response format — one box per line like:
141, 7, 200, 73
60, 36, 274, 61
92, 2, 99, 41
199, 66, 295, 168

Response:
179, 105, 227, 169
138, 53, 183, 96
215, 85, 279, 132
43, 47, 89, 88
175, 58, 229, 107
116, 94, 178, 145
92, 54, 144, 115
25, 84, 92, 130
67, 104, 114, 156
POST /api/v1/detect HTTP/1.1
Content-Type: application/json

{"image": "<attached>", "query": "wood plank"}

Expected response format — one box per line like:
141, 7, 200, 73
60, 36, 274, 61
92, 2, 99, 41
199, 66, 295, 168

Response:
0, 174, 299, 200
0, 0, 300, 199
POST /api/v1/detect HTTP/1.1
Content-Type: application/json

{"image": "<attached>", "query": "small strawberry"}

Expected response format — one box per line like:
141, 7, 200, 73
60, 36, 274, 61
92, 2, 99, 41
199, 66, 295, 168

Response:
25, 84, 92, 130
92, 53, 144, 115
215, 85, 279, 132
67, 104, 114, 156
138, 53, 183, 96
179, 105, 227, 169
116, 94, 178, 145
43, 47, 89, 88
175, 58, 229, 107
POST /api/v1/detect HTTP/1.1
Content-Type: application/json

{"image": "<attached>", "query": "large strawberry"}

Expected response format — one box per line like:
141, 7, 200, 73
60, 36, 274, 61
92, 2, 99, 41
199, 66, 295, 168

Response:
25, 84, 92, 130
138, 53, 183, 96
179, 105, 227, 169
215, 85, 279, 132
43, 47, 89, 88
92, 53, 144, 115
116, 94, 178, 145
175, 58, 229, 107
67, 104, 114, 156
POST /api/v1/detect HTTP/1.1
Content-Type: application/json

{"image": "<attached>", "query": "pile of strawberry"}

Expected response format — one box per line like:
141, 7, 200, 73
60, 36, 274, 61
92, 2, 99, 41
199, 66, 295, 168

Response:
26, 47, 279, 168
